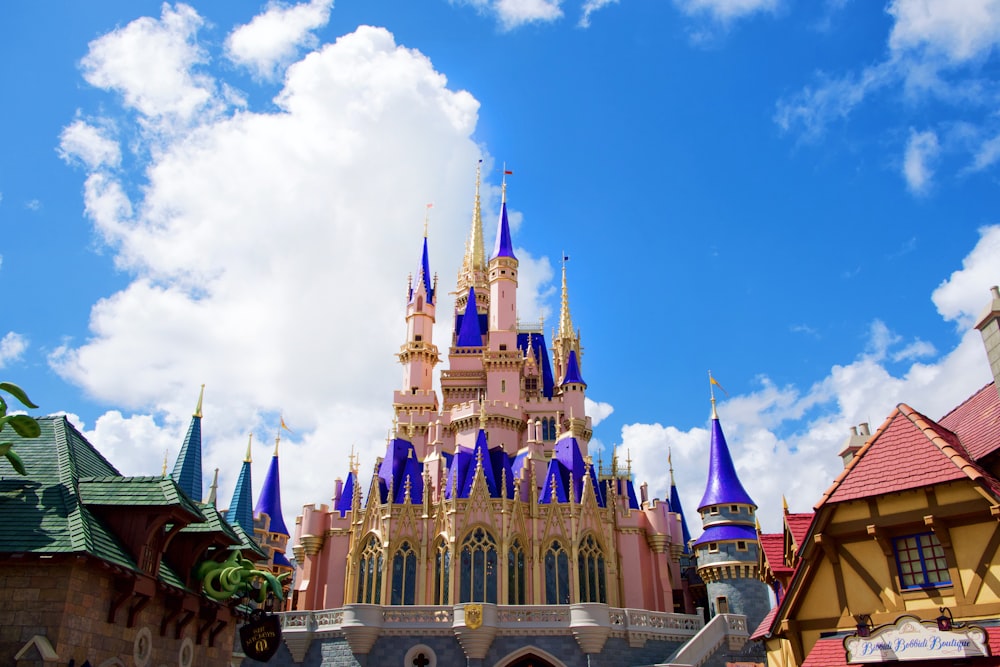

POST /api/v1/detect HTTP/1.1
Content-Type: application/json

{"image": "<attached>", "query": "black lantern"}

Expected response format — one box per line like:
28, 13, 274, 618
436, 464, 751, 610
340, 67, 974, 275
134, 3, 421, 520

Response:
854, 614, 873, 638
936, 607, 954, 632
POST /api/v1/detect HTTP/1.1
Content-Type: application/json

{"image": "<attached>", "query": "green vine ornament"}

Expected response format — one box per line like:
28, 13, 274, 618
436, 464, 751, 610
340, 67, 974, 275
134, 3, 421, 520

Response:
195, 549, 290, 604
0, 382, 40, 475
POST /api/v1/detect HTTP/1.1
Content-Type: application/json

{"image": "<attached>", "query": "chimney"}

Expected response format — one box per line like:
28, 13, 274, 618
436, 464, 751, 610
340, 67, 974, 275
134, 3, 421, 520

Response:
975, 286, 1000, 397
837, 423, 870, 467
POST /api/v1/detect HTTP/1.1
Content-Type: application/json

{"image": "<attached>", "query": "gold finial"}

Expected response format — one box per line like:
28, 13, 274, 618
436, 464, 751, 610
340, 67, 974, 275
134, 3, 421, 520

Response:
782, 495, 789, 513
626, 449, 632, 477
461, 160, 486, 280
274, 434, 280, 457
162, 448, 168, 476
708, 371, 728, 420
194, 384, 205, 418
559, 254, 574, 341
755, 517, 761, 532
244, 433, 253, 463
424, 202, 432, 238
349, 444, 357, 475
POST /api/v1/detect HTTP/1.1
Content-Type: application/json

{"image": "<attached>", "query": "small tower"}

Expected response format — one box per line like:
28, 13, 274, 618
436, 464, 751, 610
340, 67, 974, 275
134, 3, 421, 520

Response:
170, 385, 205, 501
692, 377, 769, 631
398, 210, 440, 397
226, 434, 255, 535
488, 173, 518, 348
254, 434, 293, 575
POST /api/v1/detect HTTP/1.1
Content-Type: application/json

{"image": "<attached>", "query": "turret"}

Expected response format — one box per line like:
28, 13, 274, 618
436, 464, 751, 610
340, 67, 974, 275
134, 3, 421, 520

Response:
399, 212, 440, 396
170, 385, 205, 502
254, 435, 293, 573
488, 174, 518, 349
692, 377, 769, 631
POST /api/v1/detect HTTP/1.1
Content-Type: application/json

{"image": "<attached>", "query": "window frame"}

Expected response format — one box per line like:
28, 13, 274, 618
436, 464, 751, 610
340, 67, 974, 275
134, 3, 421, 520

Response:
893, 531, 951, 590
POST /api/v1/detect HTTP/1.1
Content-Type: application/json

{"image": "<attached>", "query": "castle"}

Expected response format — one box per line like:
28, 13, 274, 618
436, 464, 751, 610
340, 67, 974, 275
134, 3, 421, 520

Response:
269, 167, 769, 667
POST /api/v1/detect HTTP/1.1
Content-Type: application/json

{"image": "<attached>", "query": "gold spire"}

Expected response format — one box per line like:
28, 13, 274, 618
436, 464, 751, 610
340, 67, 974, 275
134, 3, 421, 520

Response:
194, 383, 205, 418
668, 447, 675, 486
558, 255, 575, 342
782, 494, 789, 514
244, 433, 253, 463
709, 370, 718, 419
424, 202, 432, 238
273, 434, 280, 457
462, 161, 486, 280
162, 448, 168, 476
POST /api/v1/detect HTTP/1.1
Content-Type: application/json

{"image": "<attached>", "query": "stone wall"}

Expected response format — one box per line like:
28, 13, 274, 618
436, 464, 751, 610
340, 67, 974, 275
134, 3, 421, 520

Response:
0, 561, 236, 667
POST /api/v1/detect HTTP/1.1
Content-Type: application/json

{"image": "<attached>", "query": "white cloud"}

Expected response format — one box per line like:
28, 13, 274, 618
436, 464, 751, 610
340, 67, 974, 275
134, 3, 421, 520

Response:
932, 225, 1000, 329
888, 0, 1000, 64
454, 0, 564, 30
56, 12, 573, 521
675, 0, 780, 23
579, 0, 618, 27
226, 0, 333, 81
903, 128, 940, 194
621, 226, 1000, 533
59, 120, 122, 170
0, 332, 28, 368
80, 3, 218, 125
586, 398, 614, 427
969, 132, 1000, 172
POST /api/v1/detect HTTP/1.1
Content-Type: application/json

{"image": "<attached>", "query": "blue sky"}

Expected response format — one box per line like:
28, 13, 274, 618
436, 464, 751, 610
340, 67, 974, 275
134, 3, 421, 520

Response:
1, 0, 999, 533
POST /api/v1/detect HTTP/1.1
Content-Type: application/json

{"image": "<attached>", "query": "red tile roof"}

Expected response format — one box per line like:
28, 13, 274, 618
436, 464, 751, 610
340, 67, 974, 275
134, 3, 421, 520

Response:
817, 403, 1000, 506
759, 533, 789, 576
750, 605, 778, 641
939, 382, 1000, 461
785, 512, 813, 550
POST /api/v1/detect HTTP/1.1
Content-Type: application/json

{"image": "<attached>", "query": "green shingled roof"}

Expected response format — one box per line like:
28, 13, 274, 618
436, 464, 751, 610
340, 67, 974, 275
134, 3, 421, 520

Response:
79, 475, 205, 521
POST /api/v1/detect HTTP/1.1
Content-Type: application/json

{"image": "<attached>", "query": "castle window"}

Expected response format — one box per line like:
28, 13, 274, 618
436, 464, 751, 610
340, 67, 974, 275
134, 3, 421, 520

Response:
356, 534, 383, 604
459, 528, 497, 603
433, 538, 450, 605
508, 538, 526, 605
736, 541, 748, 552
578, 534, 607, 603
525, 378, 538, 392
894, 532, 950, 589
716, 596, 729, 614
709, 506, 720, 515
415, 334, 422, 341
544, 540, 570, 604
501, 380, 506, 392
390, 541, 417, 605
500, 344, 507, 350
730, 505, 739, 513
708, 542, 719, 554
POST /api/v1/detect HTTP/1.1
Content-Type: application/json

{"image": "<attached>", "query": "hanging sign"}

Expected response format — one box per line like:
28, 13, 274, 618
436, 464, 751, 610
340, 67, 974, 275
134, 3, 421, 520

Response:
844, 615, 990, 663
240, 610, 282, 662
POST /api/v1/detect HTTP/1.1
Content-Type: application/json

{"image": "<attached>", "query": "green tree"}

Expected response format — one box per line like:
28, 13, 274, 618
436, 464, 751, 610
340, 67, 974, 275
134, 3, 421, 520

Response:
0, 382, 40, 475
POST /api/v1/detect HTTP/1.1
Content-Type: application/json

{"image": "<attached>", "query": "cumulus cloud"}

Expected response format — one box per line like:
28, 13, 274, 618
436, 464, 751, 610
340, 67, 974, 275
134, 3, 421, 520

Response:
226, 0, 333, 81
0, 332, 28, 368
580, 0, 618, 27
59, 120, 121, 170
54, 9, 531, 519
586, 398, 614, 427
887, 0, 1000, 64
903, 128, 940, 194
454, 0, 563, 30
80, 3, 218, 127
674, 0, 780, 23
622, 225, 1000, 532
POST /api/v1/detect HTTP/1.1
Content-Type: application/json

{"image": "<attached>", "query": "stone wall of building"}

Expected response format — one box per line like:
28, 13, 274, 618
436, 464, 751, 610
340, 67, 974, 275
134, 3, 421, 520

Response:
0, 561, 236, 667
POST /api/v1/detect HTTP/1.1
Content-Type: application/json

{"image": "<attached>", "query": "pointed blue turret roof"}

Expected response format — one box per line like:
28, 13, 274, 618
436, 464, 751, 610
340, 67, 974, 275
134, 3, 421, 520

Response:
254, 440, 289, 536
491, 202, 517, 260
670, 473, 693, 553
461, 429, 498, 497
227, 439, 254, 534
697, 410, 755, 510
376, 437, 424, 504
334, 470, 356, 516
171, 387, 204, 501
539, 435, 605, 506
560, 349, 586, 386
409, 236, 434, 306
456, 288, 484, 347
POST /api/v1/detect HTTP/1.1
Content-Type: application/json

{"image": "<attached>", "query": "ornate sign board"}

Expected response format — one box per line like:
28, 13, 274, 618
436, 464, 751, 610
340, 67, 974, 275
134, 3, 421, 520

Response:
465, 603, 484, 630
240, 610, 282, 662
844, 615, 990, 663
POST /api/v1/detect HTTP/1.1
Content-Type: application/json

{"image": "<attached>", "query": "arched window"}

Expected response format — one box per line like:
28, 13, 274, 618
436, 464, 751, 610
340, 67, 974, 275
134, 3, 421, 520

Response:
508, 538, 526, 605
391, 541, 417, 605
544, 540, 570, 604
459, 527, 497, 603
578, 534, 607, 603
433, 538, 450, 605
356, 534, 383, 604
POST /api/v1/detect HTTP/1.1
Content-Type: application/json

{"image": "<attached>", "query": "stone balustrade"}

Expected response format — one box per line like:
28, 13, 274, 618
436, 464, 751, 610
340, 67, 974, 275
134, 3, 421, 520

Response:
277, 604, 705, 662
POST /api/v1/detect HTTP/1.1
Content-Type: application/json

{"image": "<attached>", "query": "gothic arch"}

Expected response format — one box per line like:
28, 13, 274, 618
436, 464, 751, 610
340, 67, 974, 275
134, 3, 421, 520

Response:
458, 525, 499, 603
494, 645, 568, 667
577, 531, 608, 603
356, 531, 384, 604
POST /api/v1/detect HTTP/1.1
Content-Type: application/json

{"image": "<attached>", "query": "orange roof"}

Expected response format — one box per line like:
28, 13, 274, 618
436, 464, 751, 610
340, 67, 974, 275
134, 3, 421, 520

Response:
939, 382, 1000, 461
817, 402, 1000, 506
759, 533, 790, 575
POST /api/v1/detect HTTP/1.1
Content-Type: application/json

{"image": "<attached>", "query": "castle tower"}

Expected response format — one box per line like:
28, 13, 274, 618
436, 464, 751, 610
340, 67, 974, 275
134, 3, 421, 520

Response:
394, 211, 441, 455
170, 385, 205, 501
692, 383, 769, 630
552, 258, 581, 386
254, 434, 293, 574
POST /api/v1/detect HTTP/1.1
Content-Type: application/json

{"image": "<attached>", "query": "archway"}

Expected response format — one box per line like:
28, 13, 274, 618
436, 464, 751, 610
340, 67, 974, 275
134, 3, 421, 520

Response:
494, 646, 567, 667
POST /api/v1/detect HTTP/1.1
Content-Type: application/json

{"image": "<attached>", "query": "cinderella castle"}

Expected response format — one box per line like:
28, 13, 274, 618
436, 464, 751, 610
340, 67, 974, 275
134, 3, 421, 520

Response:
248, 167, 771, 667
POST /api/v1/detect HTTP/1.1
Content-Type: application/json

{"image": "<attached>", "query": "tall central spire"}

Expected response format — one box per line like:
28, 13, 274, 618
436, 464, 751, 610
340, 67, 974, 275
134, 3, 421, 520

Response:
459, 161, 487, 291
558, 257, 574, 341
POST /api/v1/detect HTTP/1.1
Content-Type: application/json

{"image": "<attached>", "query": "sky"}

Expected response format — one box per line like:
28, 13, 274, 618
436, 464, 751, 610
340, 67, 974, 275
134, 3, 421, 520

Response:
1, 0, 999, 538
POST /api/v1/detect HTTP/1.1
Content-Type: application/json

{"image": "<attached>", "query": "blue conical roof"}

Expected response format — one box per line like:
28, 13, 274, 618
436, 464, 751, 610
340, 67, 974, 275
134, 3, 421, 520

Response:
491, 202, 517, 260
171, 413, 203, 501
456, 288, 484, 347
697, 417, 755, 510
560, 350, 586, 386
334, 471, 356, 515
409, 236, 434, 305
670, 478, 693, 553
461, 429, 498, 497
227, 458, 254, 534
254, 452, 289, 536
